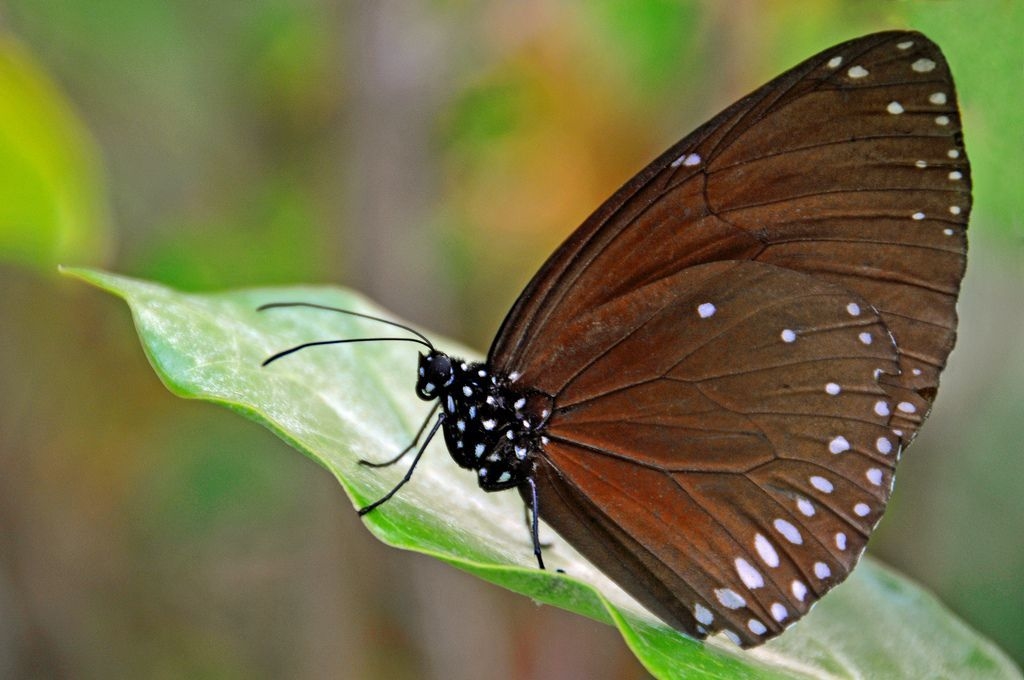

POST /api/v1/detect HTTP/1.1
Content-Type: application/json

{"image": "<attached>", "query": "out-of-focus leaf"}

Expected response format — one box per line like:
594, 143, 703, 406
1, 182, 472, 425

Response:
581, 0, 700, 93
65, 268, 1022, 680
0, 36, 110, 269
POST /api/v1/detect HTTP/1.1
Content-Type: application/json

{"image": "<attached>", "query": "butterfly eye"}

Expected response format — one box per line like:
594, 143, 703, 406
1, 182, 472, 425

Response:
416, 352, 453, 400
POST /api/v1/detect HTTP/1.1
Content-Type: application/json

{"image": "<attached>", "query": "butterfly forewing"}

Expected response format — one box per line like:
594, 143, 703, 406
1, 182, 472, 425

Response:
490, 31, 969, 645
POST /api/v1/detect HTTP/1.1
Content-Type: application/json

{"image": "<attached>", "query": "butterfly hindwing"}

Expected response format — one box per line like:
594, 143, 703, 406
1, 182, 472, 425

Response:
521, 260, 899, 645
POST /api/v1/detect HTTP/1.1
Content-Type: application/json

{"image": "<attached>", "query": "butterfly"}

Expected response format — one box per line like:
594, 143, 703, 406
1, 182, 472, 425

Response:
262, 30, 969, 647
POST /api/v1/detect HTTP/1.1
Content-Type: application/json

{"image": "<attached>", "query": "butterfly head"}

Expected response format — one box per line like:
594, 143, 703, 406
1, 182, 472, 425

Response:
416, 350, 455, 401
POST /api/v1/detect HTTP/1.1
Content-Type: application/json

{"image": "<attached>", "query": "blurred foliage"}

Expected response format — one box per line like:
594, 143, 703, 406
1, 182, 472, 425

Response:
0, 34, 110, 269
2, 1, 1022, 678
583, 0, 702, 95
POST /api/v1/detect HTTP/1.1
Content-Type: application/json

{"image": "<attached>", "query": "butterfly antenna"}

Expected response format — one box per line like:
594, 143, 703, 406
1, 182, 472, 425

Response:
261, 337, 432, 366
258, 302, 434, 365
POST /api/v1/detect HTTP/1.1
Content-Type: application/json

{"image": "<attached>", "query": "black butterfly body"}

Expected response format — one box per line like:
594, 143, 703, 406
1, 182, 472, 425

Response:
265, 30, 969, 648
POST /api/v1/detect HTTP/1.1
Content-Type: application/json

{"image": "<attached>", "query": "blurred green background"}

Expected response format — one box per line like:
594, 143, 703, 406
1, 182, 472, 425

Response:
2, 1, 1021, 678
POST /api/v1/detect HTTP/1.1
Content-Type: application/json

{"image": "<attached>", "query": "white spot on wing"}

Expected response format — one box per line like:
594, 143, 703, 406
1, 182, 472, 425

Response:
876, 436, 892, 454
912, 58, 936, 72
781, 329, 797, 343
935, 115, 950, 126
866, 468, 883, 486
697, 302, 716, 318
887, 101, 904, 114
897, 40, 914, 50
671, 152, 702, 168
859, 331, 873, 345
848, 65, 869, 78
715, 587, 746, 609
929, 92, 947, 105
829, 436, 850, 454
874, 401, 890, 417
792, 580, 807, 601
755, 534, 780, 567
825, 382, 841, 395
735, 558, 764, 589
835, 532, 847, 550
810, 476, 834, 494
694, 603, 714, 625
912, 212, 925, 221
827, 56, 843, 68
748, 619, 767, 635
854, 502, 871, 517
797, 498, 815, 517
773, 518, 803, 544
898, 401, 917, 414
771, 602, 788, 622
814, 562, 832, 579
846, 302, 861, 316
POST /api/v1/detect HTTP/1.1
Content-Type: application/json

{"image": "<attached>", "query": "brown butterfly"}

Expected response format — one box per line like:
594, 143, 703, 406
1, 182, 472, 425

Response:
264, 30, 969, 647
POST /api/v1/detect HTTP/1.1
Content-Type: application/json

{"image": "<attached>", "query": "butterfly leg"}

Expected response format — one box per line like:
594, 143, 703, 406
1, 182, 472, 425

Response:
522, 503, 553, 550
359, 402, 440, 468
357, 413, 444, 516
525, 477, 546, 570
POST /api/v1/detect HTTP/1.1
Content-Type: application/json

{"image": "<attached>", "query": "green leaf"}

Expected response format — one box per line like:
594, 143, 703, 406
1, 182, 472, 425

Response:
65, 267, 1021, 680
0, 37, 111, 270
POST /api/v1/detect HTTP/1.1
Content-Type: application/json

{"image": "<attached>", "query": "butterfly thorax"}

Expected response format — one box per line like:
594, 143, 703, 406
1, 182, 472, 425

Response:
416, 350, 552, 491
